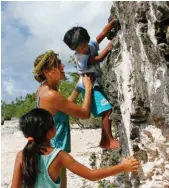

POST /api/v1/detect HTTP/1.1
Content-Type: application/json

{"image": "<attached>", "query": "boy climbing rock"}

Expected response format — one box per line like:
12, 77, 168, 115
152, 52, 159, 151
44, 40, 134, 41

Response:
64, 19, 120, 149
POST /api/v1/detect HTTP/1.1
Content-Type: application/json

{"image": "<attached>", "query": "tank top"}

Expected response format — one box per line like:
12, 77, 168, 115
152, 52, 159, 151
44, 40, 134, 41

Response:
36, 88, 71, 153
35, 148, 62, 188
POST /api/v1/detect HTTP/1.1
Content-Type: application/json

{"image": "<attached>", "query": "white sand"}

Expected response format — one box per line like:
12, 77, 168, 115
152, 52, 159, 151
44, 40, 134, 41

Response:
1, 120, 106, 188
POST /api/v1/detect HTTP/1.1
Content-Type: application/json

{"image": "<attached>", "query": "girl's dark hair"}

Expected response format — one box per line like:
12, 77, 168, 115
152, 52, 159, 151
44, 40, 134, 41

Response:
19, 108, 54, 188
63, 26, 90, 50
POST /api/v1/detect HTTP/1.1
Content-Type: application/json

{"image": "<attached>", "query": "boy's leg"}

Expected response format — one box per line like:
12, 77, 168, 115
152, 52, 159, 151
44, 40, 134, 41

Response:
60, 168, 67, 188
90, 87, 120, 149
100, 109, 120, 149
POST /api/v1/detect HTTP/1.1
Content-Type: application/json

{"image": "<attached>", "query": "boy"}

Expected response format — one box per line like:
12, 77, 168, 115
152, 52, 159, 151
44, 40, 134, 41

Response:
64, 19, 120, 149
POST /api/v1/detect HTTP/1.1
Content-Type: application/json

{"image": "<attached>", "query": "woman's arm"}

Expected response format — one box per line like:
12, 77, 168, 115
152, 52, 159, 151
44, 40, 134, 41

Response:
58, 151, 139, 181
49, 87, 92, 119
47, 75, 93, 119
11, 151, 23, 188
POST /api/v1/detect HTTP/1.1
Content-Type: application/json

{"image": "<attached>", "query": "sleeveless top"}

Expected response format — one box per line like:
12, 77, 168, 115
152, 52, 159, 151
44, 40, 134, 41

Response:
36, 88, 71, 153
35, 148, 62, 188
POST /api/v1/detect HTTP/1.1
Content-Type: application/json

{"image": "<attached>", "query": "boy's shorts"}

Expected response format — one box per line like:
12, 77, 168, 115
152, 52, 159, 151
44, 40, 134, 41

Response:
80, 87, 112, 117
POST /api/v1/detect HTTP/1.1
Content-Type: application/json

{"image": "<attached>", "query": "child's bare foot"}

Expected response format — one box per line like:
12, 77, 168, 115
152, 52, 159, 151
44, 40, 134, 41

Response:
99, 139, 120, 149
109, 139, 120, 149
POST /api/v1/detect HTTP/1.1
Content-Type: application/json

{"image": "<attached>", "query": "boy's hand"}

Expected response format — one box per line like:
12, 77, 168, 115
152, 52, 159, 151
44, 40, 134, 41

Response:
107, 40, 113, 52
97, 18, 119, 44
121, 157, 140, 172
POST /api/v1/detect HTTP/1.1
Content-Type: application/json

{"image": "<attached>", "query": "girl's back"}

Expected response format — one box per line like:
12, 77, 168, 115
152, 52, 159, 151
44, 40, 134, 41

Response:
36, 148, 62, 188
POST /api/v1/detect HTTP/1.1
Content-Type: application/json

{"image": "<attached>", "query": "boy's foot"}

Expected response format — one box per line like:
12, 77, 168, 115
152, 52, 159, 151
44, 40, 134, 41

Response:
109, 139, 120, 149
99, 140, 120, 149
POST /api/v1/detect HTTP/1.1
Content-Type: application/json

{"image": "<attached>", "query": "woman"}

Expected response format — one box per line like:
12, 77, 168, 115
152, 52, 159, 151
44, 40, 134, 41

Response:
33, 50, 93, 188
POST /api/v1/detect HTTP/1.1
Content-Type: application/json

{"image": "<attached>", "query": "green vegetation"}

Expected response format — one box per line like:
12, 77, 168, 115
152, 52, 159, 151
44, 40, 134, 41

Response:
98, 180, 115, 188
1, 94, 36, 120
1, 73, 101, 128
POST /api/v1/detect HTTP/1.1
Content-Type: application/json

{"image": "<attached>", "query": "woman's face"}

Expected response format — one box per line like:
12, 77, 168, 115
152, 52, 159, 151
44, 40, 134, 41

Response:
47, 61, 65, 82
55, 61, 65, 81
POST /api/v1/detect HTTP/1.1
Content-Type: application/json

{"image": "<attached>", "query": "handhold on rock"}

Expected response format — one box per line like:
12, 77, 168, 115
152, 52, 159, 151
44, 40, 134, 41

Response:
131, 117, 147, 124
133, 144, 140, 152
166, 26, 169, 43
133, 145, 148, 163
130, 126, 140, 140
109, 113, 122, 122
153, 2, 169, 22
151, 114, 165, 127
158, 43, 169, 54
107, 15, 121, 40
130, 113, 147, 124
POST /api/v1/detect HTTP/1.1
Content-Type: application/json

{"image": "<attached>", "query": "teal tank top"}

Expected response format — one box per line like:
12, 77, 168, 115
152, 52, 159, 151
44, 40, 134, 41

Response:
50, 111, 71, 153
35, 148, 62, 188
36, 88, 71, 153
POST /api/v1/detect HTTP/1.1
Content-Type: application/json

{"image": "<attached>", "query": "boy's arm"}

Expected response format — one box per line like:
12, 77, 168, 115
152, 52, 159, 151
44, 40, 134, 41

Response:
58, 151, 139, 181
88, 40, 112, 64
11, 151, 23, 188
68, 77, 82, 102
96, 19, 115, 44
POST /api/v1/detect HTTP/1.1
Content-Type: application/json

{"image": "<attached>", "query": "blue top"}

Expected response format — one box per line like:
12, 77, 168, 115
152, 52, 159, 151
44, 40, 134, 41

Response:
36, 89, 71, 153
35, 148, 62, 188
74, 39, 102, 90
50, 111, 71, 153
74, 38, 101, 76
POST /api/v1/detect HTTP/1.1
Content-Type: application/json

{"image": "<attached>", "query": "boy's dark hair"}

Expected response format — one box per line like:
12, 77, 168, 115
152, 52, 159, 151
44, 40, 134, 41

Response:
19, 108, 54, 188
63, 26, 90, 50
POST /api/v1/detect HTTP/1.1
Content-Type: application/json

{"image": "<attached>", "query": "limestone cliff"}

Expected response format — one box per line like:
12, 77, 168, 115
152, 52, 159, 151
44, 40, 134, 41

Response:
100, 2, 169, 188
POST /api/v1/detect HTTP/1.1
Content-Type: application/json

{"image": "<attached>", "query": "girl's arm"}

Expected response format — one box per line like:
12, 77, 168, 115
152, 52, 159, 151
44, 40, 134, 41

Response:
88, 41, 112, 64
96, 19, 115, 44
58, 151, 139, 181
11, 151, 23, 188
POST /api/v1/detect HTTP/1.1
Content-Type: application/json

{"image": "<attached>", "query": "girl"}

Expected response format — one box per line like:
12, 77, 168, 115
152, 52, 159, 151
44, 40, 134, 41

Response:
33, 50, 94, 188
11, 108, 139, 188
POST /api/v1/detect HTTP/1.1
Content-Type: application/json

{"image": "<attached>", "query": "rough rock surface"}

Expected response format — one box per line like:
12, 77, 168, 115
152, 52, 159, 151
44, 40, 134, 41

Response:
100, 1, 169, 188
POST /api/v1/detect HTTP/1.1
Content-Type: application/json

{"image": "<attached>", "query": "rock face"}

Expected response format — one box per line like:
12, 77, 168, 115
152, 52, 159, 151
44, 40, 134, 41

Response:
101, 2, 169, 187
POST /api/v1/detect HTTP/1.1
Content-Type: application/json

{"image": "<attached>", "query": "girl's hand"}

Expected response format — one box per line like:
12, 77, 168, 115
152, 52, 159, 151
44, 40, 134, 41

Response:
121, 157, 140, 172
82, 73, 94, 90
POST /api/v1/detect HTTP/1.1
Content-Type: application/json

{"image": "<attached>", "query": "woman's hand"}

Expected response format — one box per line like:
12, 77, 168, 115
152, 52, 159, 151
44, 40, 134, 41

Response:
82, 73, 94, 90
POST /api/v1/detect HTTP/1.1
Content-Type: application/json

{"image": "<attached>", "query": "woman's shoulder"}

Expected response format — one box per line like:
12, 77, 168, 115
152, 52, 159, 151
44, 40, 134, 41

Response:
37, 87, 62, 101
43, 89, 68, 107
36, 86, 69, 114
47, 90, 66, 104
